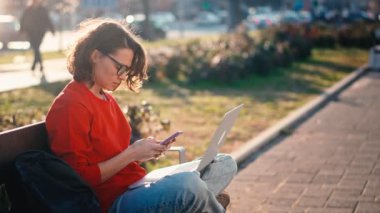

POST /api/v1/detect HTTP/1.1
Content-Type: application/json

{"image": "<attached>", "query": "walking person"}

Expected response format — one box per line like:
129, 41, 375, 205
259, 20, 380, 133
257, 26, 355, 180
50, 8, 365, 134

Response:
45, 19, 237, 213
20, 0, 55, 73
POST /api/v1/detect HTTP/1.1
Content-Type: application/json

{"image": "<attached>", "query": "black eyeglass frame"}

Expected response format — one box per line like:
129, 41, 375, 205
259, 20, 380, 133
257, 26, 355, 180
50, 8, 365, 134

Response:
97, 49, 132, 76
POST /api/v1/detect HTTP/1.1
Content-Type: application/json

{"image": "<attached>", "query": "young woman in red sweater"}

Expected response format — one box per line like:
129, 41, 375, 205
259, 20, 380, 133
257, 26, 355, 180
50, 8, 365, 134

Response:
46, 19, 236, 213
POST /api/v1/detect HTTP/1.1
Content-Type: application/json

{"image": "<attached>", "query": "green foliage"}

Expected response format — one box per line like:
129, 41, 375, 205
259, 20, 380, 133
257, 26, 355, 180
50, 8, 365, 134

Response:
308, 21, 380, 49
337, 22, 375, 49
147, 23, 317, 84
149, 22, 374, 85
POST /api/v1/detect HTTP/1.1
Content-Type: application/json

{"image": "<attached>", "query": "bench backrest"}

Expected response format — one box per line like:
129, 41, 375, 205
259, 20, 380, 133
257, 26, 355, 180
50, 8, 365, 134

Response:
0, 121, 49, 184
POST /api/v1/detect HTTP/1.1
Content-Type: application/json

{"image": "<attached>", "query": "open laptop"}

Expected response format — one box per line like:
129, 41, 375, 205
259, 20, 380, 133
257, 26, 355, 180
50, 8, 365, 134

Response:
129, 104, 243, 189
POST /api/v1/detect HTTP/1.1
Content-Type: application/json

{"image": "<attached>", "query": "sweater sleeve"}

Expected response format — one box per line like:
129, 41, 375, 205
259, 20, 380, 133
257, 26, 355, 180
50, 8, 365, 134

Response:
46, 101, 101, 186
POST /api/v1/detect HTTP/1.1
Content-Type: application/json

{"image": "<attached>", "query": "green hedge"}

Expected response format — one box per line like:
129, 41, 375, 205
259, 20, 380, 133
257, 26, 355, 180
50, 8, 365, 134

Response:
148, 24, 313, 84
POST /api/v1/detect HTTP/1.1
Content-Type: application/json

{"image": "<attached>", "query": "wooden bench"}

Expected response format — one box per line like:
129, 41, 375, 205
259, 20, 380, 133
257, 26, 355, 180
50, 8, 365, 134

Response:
0, 121, 186, 212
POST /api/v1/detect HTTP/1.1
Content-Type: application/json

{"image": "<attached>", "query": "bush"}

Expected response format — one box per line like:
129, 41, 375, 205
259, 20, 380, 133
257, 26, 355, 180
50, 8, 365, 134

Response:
208, 53, 246, 83
145, 22, 322, 84
122, 101, 170, 143
309, 23, 337, 48
337, 22, 374, 49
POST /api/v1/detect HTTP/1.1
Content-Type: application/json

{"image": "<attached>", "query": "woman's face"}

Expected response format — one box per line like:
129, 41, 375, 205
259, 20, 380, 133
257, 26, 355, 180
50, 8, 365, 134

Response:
91, 48, 134, 92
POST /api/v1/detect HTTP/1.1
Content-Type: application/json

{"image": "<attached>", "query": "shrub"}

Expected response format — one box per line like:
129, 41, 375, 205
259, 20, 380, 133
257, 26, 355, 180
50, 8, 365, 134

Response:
125, 101, 170, 144
309, 23, 337, 48
337, 22, 374, 49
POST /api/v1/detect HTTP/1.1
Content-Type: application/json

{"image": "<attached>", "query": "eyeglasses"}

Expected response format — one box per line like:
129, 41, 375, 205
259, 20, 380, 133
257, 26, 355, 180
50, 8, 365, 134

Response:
98, 50, 132, 76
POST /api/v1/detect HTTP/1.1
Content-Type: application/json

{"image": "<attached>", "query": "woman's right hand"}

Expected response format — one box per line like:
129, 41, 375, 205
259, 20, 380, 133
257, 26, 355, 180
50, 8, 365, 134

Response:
128, 137, 167, 162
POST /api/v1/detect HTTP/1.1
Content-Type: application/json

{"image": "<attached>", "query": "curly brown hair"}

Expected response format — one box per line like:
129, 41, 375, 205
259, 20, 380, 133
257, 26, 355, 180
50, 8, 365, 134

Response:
67, 19, 148, 91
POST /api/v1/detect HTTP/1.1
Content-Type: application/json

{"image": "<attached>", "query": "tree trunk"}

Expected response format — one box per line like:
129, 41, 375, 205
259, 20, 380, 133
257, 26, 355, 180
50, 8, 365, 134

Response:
228, 0, 243, 32
142, 0, 153, 40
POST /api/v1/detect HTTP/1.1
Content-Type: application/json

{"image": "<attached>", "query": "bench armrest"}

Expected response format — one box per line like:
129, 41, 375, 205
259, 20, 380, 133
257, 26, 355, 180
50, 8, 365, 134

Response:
167, 146, 186, 164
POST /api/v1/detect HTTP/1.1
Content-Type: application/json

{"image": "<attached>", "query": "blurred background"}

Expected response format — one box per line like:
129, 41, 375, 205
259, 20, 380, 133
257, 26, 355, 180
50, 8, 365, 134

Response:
0, 0, 379, 51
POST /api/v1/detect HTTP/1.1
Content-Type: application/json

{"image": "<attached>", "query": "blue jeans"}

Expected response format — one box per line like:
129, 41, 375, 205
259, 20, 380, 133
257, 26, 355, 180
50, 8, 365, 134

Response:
108, 154, 237, 213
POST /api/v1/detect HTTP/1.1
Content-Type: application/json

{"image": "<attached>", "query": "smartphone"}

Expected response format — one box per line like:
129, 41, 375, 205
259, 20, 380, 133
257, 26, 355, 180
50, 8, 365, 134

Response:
160, 131, 183, 145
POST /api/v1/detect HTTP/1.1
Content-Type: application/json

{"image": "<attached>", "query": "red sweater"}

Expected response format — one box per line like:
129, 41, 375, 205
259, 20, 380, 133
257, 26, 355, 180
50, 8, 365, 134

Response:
46, 80, 146, 212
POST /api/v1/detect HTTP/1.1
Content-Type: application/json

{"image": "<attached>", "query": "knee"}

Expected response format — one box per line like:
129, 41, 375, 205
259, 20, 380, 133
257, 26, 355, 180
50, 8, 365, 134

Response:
167, 172, 221, 212
176, 172, 207, 193
214, 154, 238, 175
172, 172, 210, 199
224, 154, 238, 174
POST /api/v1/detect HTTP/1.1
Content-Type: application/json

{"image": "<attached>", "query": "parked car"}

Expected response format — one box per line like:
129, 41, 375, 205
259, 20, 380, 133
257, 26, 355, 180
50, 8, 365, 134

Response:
0, 15, 28, 50
246, 13, 280, 29
194, 12, 222, 26
126, 14, 166, 40
298, 11, 313, 23
279, 10, 300, 24
151, 12, 176, 30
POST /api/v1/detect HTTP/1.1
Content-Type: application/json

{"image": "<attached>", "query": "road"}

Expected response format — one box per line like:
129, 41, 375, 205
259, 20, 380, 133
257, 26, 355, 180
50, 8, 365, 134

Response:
40, 23, 228, 52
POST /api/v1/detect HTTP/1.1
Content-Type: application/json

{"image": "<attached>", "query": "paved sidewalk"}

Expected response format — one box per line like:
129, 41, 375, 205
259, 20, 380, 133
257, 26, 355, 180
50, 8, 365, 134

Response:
226, 71, 380, 213
0, 58, 70, 92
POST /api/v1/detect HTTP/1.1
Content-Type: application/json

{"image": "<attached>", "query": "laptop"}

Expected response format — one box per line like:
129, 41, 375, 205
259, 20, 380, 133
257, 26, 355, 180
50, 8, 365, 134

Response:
129, 104, 243, 189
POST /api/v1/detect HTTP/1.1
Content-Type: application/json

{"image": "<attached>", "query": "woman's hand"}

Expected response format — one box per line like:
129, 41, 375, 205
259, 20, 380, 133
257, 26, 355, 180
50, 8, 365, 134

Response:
98, 137, 172, 182
129, 137, 167, 162
154, 138, 176, 159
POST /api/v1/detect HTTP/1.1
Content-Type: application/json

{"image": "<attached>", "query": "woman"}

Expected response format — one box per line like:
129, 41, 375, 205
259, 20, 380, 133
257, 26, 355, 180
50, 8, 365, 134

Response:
45, 19, 237, 213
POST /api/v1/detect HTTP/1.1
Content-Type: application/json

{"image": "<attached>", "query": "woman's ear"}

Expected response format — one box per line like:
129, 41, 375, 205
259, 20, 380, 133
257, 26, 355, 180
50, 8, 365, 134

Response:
90, 49, 101, 64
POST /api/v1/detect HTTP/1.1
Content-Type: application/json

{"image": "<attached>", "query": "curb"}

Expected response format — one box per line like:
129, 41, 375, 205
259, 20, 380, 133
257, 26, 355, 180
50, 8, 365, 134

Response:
231, 64, 370, 164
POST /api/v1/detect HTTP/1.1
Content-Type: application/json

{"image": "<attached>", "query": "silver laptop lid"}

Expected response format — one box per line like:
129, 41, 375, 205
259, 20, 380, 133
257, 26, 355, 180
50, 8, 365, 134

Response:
197, 104, 243, 171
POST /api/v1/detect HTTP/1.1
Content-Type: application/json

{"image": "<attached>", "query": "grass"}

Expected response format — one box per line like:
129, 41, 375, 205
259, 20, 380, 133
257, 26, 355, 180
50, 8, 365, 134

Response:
0, 48, 368, 170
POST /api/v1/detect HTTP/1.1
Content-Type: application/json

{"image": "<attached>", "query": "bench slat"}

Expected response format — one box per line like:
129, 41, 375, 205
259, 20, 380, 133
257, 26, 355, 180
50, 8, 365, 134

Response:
0, 122, 49, 183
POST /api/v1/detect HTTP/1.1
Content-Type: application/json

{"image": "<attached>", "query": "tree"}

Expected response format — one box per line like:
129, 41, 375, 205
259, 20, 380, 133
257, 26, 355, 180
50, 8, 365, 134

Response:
45, 0, 79, 13
142, 0, 154, 40
228, 0, 244, 31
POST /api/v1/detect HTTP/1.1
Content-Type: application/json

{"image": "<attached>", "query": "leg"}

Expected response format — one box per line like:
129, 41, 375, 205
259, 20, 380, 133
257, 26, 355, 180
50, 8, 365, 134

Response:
29, 39, 38, 71
108, 172, 224, 213
29, 34, 44, 72
200, 153, 237, 195
34, 36, 43, 72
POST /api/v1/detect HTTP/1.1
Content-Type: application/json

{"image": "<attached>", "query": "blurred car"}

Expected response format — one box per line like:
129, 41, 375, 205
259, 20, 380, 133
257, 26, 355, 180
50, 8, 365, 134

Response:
194, 12, 222, 26
151, 12, 176, 29
213, 9, 228, 24
246, 13, 280, 29
126, 14, 166, 40
248, 6, 272, 15
0, 15, 29, 50
298, 11, 312, 23
279, 10, 300, 24
245, 6, 280, 29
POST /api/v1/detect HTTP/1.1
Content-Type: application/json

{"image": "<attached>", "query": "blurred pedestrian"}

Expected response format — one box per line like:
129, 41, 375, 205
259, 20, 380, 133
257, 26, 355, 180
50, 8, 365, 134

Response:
20, 0, 55, 73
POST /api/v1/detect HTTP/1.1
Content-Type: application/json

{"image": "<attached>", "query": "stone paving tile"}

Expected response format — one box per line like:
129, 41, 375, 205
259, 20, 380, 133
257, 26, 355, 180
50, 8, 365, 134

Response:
306, 208, 353, 213
295, 196, 328, 208
227, 71, 380, 212
355, 202, 380, 213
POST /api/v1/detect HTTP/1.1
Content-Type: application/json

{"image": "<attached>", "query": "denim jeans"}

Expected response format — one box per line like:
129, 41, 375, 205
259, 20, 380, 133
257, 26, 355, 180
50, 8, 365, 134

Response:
108, 154, 237, 213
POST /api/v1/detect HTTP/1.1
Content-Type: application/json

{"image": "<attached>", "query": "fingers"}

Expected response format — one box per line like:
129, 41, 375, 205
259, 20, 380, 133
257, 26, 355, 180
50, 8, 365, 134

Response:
134, 137, 168, 161
154, 151, 166, 159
